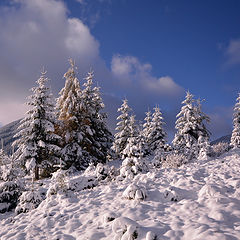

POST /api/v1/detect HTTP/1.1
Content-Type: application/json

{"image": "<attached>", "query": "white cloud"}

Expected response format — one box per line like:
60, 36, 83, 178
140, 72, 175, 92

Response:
65, 18, 100, 58
0, 0, 185, 133
76, 0, 85, 4
225, 38, 240, 66
146, 76, 182, 95
0, 0, 101, 125
0, 102, 28, 126
111, 55, 183, 96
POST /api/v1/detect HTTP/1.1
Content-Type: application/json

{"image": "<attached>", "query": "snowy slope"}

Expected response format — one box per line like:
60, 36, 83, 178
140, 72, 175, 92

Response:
211, 135, 231, 145
1, 150, 240, 240
0, 119, 21, 154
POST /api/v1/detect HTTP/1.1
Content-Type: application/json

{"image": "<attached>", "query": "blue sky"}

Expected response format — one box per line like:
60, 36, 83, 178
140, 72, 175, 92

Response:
71, 0, 240, 104
0, 0, 239, 141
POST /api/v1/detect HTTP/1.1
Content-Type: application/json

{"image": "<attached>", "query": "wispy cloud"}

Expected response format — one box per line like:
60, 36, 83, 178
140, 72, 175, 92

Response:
225, 38, 240, 66
111, 55, 183, 97
0, 0, 103, 125
0, 0, 186, 139
75, 0, 112, 28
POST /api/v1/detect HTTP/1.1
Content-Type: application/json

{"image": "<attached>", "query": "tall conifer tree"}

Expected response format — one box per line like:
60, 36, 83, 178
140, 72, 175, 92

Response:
56, 59, 86, 170
147, 106, 167, 153
81, 71, 113, 163
231, 93, 240, 148
172, 91, 198, 157
13, 70, 61, 179
173, 91, 210, 159
112, 99, 132, 158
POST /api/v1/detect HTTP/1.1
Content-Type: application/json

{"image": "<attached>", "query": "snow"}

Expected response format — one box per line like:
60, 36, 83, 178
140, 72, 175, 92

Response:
1, 150, 240, 239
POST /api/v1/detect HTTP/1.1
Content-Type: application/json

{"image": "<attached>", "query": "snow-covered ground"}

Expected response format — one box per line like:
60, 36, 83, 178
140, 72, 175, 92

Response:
1, 150, 240, 240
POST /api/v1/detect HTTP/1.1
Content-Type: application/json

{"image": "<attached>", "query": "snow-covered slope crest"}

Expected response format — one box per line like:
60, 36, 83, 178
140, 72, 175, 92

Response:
1, 150, 240, 239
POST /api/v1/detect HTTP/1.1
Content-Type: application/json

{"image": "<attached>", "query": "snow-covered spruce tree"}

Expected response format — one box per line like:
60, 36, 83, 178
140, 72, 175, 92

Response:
147, 106, 167, 154
142, 110, 152, 156
172, 91, 198, 159
0, 149, 10, 166
231, 93, 240, 148
172, 92, 210, 159
0, 149, 20, 181
56, 59, 87, 170
13, 70, 61, 180
81, 71, 113, 164
120, 115, 148, 178
195, 99, 211, 159
112, 99, 132, 158
122, 115, 140, 158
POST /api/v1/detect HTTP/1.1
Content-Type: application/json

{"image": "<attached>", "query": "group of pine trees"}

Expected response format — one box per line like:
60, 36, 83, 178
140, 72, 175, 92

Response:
12, 59, 112, 180
2, 58, 240, 181
113, 91, 211, 163
112, 99, 168, 159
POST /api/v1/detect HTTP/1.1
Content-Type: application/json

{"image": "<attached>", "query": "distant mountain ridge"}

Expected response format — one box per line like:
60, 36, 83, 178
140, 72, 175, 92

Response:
211, 134, 231, 145
0, 118, 232, 155
0, 119, 21, 155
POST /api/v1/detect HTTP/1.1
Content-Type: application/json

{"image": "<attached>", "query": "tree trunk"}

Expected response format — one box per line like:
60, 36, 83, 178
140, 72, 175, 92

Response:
34, 166, 39, 180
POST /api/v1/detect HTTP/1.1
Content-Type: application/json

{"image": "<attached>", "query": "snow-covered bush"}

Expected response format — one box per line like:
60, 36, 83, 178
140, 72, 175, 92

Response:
198, 135, 211, 160
120, 157, 148, 179
0, 150, 23, 181
152, 144, 173, 168
0, 180, 23, 213
61, 164, 98, 193
96, 163, 110, 181
47, 170, 68, 197
0, 149, 10, 166
96, 163, 119, 181
122, 184, 147, 201
102, 212, 118, 225
112, 217, 139, 240
0, 163, 23, 181
48, 163, 119, 196
164, 187, 179, 202
212, 142, 230, 157
15, 187, 46, 214
153, 149, 166, 168
161, 152, 186, 169
112, 217, 157, 240
84, 162, 119, 182
67, 175, 97, 192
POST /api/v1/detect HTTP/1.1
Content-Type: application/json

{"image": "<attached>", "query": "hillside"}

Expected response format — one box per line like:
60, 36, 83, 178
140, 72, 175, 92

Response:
0, 118, 231, 157
0, 150, 240, 240
0, 119, 21, 155
211, 134, 231, 145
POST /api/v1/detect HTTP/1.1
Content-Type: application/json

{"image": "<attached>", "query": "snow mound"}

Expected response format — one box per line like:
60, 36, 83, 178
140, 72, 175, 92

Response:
112, 217, 157, 240
103, 212, 118, 226
164, 187, 179, 202
146, 231, 157, 240
1, 150, 240, 239
112, 217, 139, 240
198, 184, 223, 200
122, 183, 147, 201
